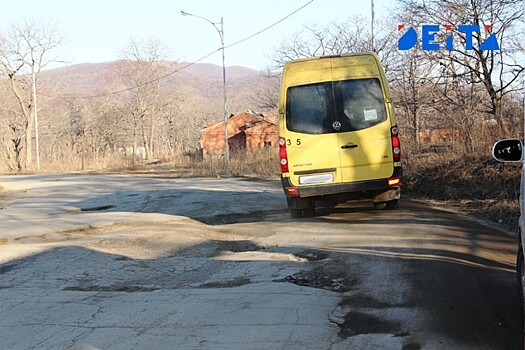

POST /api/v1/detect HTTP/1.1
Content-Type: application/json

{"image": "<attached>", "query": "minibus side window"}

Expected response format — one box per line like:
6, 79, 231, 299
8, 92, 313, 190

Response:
286, 83, 335, 134
335, 78, 387, 132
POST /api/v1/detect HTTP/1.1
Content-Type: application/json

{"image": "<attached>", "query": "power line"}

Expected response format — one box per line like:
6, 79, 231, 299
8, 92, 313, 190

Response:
56, 50, 219, 99
224, 0, 314, 49
55, 0, 315, 100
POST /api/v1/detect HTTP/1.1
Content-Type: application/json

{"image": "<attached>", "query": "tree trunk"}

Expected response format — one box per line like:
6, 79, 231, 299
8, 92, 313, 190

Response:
25, 112, 34, 170
493, 96, 509, 136
149, 114, 155, 160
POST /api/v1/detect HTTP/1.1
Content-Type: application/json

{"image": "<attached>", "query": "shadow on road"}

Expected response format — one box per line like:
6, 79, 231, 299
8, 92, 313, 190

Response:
60, 178, 288, 225
1, 234, 522, 349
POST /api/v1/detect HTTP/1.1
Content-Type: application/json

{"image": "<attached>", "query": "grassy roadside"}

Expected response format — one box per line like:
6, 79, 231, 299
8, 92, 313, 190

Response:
403, 152, 522, 233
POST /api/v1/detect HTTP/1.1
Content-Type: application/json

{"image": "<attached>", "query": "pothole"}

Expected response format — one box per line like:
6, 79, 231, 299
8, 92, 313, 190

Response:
68, 205, 115, 213
0, 262, 20, 274
276, 273, 352, 292
403, 342, 422, 350
336, 311, 402, 338
275, 266, 356, 293
63, 284, 156, 292
215, 240, 264, 253
114, 256, 133, 261
196, 210, 285, 225
294, 249, 329, 261
332, 294, 415, 342
212, 244, 330, 263
197, 277, 251, 289
80, 205, 115, 212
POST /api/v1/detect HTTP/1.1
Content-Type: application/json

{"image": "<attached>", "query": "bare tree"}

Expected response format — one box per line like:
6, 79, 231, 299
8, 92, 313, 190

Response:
0, 77, 23, 171
163, 86, 218, 154
396, 0, 524, 134
250, 69, 280, 112
0, 19, 63, 170
115, 37, 170, 160
270, 16, 396, 70
259, 16, 397, 114
272, 17, 369, 67
390, 47, 440, 152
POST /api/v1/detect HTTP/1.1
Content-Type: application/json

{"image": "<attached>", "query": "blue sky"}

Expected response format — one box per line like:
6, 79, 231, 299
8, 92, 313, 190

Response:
0, 0, 393, 70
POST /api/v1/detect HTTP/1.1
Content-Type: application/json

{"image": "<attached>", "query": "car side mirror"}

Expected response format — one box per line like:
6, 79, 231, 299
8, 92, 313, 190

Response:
492, 139, 523, 162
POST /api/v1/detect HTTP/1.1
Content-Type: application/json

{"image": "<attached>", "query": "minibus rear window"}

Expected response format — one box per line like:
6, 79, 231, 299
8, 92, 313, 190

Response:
335, 78, 387, 132
286, 78, 387, 134
286, 82, 335, 134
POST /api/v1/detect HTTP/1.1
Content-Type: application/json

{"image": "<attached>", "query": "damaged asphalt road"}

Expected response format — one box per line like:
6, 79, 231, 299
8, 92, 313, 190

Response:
0, 175, 522, 349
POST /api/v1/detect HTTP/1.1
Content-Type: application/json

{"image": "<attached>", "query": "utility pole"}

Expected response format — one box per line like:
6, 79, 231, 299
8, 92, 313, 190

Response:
181, 11, 229, 175
371, 0, 375, 52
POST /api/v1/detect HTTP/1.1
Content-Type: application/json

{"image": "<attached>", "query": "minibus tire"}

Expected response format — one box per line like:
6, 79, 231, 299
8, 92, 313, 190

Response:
303, 206, 315, 217
290, 205, 315, 218
373, 202, 387, 210
386, 199, 399, 210
290, 209, 304, 218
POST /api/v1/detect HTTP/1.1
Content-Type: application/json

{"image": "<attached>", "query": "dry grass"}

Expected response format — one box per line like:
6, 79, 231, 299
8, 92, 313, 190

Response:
15, 148, 280, 179
404, 148, 522, 231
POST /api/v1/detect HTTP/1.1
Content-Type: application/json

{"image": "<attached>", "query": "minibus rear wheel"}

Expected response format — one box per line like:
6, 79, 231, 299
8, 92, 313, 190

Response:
289, 199, 315, 218
386, 199, 399, 210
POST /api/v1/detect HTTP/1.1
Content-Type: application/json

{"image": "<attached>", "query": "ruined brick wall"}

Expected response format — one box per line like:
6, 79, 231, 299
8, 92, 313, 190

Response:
419, 128, 461, 145
202, 113, 279, 158
244, 122, 278, 150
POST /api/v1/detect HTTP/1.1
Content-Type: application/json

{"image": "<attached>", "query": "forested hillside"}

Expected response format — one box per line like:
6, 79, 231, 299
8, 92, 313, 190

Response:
0, 59, 273, 172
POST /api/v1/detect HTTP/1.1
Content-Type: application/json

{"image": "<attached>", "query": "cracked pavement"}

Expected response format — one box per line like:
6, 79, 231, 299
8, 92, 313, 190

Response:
0, 175, 522, 349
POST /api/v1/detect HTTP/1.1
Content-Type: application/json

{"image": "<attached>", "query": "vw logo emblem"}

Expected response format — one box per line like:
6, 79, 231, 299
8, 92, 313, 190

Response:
332, 121, 341, 131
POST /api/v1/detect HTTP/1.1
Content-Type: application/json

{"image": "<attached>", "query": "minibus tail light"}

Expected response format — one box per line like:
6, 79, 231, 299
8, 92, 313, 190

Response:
279, 137, 289, 173
391, 126, 401, 162
388, 177, 401, 186
286, 188, 299, 195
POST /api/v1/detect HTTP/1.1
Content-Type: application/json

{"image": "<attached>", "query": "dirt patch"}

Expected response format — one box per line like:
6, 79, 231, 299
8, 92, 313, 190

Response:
59, 225, 98, 234
0, 189, 25, 209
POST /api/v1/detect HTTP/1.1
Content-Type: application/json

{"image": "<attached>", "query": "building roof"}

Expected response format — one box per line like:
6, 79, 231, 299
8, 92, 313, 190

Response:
202, 111, 276, 134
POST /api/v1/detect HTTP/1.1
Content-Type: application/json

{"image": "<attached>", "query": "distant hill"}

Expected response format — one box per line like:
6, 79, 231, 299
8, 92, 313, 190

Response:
38, 61, 267, 113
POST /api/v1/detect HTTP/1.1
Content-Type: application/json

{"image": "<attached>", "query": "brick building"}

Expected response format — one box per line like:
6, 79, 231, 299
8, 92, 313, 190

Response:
419, 127, 461, 145
201, 112, 278, 159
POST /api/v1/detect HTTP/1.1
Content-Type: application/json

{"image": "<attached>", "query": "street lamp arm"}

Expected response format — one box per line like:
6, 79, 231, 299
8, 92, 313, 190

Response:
180, 10, 229, 175
180, 11, 223, 45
